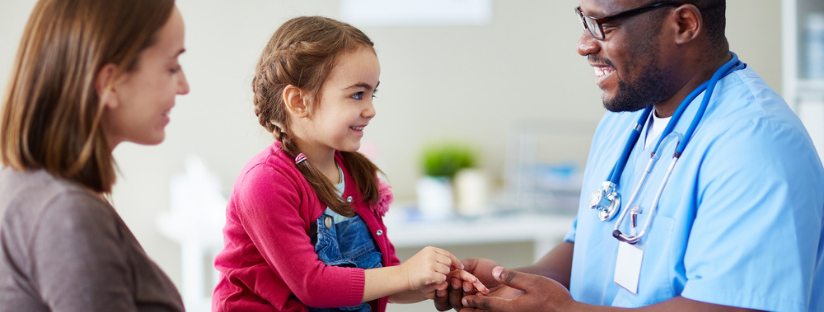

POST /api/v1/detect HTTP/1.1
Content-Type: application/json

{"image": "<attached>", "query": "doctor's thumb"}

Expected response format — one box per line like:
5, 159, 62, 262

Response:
492, 266, 530, 291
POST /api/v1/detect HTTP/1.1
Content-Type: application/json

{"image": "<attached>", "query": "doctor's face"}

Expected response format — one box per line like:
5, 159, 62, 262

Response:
576, 0, 678, 113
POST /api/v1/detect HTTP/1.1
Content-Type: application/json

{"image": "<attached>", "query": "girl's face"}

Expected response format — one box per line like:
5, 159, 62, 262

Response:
102, 6, 189, 148
303, 47, 380, 155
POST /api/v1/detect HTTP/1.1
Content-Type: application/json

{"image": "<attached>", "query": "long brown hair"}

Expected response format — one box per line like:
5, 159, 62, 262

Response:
253, 16, 382, 217
0, 0, 175, 193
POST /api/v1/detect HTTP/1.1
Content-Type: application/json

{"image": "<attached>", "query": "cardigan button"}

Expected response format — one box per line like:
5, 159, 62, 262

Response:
324, 216, 333, 229
376, 230, 383, 236
346, 196, 353, 203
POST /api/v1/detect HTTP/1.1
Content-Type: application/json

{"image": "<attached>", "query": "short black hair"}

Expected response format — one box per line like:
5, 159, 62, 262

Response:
679, 0, 727, 50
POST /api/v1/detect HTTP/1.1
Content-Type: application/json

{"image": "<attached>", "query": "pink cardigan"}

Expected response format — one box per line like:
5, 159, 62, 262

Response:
212, 142, 400, 312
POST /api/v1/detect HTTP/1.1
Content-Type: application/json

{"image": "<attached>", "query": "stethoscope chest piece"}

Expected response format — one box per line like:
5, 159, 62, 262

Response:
589, 181, 621, 221
599, 198, 621, 221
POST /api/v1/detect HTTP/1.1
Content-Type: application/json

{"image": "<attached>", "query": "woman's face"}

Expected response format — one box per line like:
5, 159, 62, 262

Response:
102, 6, 189, 148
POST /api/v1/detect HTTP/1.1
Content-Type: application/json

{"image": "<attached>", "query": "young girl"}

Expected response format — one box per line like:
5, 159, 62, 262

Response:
212, 16, 486, 312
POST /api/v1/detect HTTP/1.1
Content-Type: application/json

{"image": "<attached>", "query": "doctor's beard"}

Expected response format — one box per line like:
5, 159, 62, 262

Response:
603, 66, 673, 113
601, 35, 677, 113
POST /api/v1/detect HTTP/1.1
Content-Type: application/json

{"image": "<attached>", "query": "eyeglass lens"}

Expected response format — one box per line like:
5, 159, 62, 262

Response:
575, 8, 604, 40
585, 16, 603, 39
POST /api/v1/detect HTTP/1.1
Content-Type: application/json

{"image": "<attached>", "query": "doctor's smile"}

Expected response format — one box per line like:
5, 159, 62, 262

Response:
590, 60, 617, 87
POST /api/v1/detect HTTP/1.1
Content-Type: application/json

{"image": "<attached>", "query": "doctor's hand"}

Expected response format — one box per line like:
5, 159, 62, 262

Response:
434, 258, 523, 311
459, 266, 574, 312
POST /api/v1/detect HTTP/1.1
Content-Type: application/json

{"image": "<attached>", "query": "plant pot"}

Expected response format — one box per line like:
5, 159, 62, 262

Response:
416, 176, 454, 221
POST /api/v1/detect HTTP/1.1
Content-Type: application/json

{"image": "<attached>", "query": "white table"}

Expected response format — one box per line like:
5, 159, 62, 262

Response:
383, 210, 576, 262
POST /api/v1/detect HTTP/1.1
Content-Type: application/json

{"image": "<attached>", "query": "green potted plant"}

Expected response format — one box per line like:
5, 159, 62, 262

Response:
421, 144, 476, 179
417, 143, 477, 220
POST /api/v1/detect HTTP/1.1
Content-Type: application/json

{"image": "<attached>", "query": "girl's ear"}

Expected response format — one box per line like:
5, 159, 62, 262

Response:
283, 85, 309, 118
96, 63, 119, 109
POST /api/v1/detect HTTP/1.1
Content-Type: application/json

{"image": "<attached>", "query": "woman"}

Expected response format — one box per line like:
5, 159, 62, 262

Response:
0, 0, 189, 311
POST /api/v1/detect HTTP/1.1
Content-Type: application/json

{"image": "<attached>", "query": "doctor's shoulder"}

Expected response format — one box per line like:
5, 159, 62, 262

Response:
690, 100, 824, 200
694, 72, 814, 159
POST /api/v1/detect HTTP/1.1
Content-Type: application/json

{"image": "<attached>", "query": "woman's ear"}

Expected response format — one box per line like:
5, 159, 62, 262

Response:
96, 63, 119, 109
283, 85, 309, 117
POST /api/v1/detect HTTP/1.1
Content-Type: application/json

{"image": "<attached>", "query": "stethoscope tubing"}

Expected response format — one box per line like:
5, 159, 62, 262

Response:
614, 158, 654, 237
608, 107, 652, 184
610, 53, 746, 244
613, 156, 678, 244
672, 53, 746, 155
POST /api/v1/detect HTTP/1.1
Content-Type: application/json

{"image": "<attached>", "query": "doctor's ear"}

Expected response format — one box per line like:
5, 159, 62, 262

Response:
283, 85, 310, 117
670, 4, 702, 45
95, 63, 121, 109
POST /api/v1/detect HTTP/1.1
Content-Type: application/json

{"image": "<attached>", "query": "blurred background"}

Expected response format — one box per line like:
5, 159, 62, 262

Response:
2, 0, 814, 311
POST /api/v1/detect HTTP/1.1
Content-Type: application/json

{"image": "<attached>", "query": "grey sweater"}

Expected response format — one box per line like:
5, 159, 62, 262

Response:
0, 168, 184, 312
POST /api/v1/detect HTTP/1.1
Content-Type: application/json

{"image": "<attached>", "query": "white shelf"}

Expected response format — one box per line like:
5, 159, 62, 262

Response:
784, 0, 824, 164
798, 80, 824, 91
783, 0, 824, 105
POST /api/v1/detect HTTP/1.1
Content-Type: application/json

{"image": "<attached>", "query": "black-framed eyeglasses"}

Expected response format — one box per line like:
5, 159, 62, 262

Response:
575, 2, 682, 40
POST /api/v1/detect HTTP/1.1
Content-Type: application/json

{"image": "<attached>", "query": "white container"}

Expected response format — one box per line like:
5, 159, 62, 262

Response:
454, 168, 490, 216
416, 176, 454, 220
807, 13, 824, 80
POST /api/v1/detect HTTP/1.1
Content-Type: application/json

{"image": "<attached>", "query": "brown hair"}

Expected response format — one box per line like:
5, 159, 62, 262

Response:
0, 0, 175, 193
253, 16, 382, 217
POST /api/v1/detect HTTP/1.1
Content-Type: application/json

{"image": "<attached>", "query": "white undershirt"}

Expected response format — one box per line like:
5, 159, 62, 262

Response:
645, 111, 672, 150
324, 164, 352, 224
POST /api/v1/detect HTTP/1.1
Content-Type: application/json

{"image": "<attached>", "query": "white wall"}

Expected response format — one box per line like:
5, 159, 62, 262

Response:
0, 0, 782, 310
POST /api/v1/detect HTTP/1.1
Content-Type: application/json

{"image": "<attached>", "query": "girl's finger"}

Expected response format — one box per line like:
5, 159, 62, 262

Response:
435, 262, 451, 275
433, 248, 464, 270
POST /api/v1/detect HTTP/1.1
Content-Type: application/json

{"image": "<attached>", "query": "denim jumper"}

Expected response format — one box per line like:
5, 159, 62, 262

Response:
309, 166, 382, 312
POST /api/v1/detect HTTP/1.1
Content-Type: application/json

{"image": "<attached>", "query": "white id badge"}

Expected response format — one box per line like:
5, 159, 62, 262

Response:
613, 241, 644, 294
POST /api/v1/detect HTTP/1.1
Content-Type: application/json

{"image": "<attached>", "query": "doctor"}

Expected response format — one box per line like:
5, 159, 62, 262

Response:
437, 0, 824, 311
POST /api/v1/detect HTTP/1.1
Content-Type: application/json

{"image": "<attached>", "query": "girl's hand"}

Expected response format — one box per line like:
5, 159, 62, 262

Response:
400, 246, 463, 290
420, 281, 449, 300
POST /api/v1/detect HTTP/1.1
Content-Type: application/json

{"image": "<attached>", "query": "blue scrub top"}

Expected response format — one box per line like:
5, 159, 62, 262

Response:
564, 66, 824, 312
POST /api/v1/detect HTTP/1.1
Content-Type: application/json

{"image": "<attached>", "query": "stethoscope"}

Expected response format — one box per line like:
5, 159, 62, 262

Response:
588, 52, 746, 244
